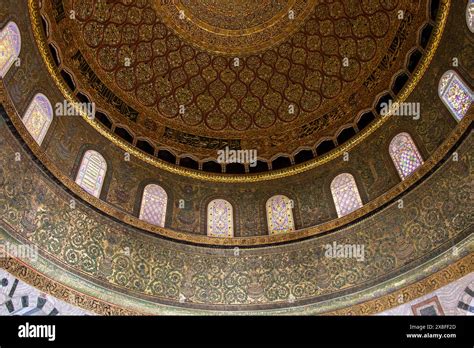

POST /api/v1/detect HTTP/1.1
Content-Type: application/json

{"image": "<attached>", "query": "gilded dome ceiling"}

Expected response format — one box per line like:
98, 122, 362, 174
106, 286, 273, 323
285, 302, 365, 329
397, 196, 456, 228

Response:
0, 0, 473, 318
42, 0, 428, 171
155, 0, 317, 54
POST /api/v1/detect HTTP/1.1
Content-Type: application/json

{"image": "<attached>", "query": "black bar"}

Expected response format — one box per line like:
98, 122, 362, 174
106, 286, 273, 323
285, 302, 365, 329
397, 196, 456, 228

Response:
0, 316, 472, 347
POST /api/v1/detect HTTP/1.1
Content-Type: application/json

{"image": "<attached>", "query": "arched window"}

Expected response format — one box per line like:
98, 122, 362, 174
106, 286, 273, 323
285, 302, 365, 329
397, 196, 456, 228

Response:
75, 150, 107, 198
207, 199, 233, 237
330, 173, 363, 218
0, 21, 21, 78
467, 0, 474, 33
22, 94, 53, 145
139, 184, 167, 227
266, 195, 295, 235
389, 133, 423, 180
438, 70, 473, 121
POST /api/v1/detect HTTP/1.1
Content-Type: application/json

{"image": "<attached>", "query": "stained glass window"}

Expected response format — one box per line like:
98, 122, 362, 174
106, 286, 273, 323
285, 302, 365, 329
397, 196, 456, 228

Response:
330, 173, 363, 218
75, 150, 107, 198
389, 133, 423, 180
139, 184, 167, 227
207, 199, 233, 237
22, 94, 53, 145
266, 195, 295, 235
0, 22, 21, 78
438, 70, 473, 121
467, 0, 474, 33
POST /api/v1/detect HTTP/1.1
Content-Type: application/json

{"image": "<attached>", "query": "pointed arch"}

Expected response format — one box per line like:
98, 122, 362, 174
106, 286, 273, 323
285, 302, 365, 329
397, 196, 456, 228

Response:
75, 150, 107, 198
438, 70, 473, 121
266, 195, 295, 235
467, 1, 474, 33
207, 199, 233, 237
389, 133, 423, 180
139, 184, 168, 227
330, 173, 363, 218
22, 93, 53, 145
0, 21, 21, 78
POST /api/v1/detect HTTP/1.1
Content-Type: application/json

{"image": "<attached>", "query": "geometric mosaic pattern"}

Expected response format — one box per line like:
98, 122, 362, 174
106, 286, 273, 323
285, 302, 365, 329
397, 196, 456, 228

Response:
379, 274, 474, 316
458, 286, 474, 314
411, 296, 445, 316
22, 93, 53, 146
0, 268, 89, 316
139, 184, 167, 227
0, 21, 21, 78
389, 133, 424, 180
207, 199, 233, 238
330, 173, 363, 218
75, 150, 107, 198
266, 195, 295, 235
438, 70, 473, 122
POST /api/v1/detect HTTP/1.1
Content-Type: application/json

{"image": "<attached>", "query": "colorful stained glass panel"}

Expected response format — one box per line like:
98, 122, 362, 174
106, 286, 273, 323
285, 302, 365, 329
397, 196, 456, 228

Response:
389, 133, 423, 180
75, 150, 107, 198
22, 94, 53, 145
330, 174, 363, 218
438, 71, 473, 121
139, 184, 167, 227
0, 22, 21, 78
467, 1, 474, 33
266, 195, 295, 235
207, 199, 233, 237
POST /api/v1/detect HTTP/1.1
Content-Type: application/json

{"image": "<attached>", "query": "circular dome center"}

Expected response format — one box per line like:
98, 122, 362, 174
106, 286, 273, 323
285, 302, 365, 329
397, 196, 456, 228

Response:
177, 0, 286, 30
156, 0, 316, 54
